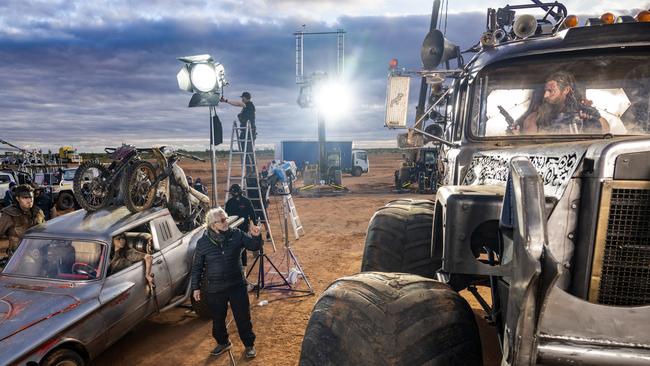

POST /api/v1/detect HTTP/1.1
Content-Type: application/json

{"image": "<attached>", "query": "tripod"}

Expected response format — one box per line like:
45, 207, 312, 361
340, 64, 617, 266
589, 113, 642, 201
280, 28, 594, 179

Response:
245, 239, 291, 298
277, 190, 313, 294
245, 190, 313, 297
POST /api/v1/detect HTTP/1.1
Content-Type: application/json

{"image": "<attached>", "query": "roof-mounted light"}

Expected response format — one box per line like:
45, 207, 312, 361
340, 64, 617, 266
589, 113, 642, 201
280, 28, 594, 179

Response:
564, 15, 579, 28
636, 10, 650, 22
600, 12, 616, 24
616, 15, 636, 23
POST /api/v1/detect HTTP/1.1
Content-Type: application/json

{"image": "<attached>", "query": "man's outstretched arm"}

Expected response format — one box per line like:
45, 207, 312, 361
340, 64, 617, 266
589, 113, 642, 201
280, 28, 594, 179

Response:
220, 97, 245, 107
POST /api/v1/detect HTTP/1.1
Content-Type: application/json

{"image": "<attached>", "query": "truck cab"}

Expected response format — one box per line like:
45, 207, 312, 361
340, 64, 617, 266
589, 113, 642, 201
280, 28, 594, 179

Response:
300, 4, 650, 365
351, 149, 369, 176
52, 167, 78, 211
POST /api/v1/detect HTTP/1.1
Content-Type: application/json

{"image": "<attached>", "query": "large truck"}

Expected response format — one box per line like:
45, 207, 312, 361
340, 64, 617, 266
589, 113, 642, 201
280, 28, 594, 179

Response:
300, 2, 650, 366
275, 140, 369, 176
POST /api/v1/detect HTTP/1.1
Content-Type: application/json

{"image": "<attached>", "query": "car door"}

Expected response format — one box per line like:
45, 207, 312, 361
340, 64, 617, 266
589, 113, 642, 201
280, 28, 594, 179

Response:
152, 216, 194, 296
99, 227, 171, 346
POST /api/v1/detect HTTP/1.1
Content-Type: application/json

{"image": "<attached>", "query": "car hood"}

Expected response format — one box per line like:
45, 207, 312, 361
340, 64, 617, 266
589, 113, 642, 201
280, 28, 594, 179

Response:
0, 284, 80, 342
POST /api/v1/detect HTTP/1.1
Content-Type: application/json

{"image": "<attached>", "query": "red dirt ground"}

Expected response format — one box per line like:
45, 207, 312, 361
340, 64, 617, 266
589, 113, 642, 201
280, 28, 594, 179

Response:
2, 152, 500, 365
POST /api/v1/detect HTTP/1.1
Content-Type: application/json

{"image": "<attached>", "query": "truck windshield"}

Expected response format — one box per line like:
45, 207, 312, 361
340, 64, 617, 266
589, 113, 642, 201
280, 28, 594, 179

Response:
3, 238, 105, 281
63, 169, 76, 180
471, 51, 650, 138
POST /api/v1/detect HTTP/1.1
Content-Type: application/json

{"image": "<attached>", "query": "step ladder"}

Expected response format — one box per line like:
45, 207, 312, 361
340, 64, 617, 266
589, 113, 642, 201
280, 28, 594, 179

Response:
279, 182, 305, 240
225, 121, 276, 251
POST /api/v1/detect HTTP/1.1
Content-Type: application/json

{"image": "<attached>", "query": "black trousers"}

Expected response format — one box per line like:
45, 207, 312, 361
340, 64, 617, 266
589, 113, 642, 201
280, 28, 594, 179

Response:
238, 125, 256, 170
205, 284, 256, 347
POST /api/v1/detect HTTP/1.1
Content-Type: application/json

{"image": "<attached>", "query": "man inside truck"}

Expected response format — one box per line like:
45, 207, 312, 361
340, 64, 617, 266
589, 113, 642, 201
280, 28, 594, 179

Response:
522, 71, 610, 134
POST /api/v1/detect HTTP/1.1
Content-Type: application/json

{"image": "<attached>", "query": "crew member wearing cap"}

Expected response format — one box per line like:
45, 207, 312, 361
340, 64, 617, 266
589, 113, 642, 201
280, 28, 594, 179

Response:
220, 92, 256, 169
0, 184, 45, 257
225, 184, 257, 267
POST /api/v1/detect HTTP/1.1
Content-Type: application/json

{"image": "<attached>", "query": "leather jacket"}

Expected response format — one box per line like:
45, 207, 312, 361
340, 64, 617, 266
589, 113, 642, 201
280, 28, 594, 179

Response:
0, 204, 45, 253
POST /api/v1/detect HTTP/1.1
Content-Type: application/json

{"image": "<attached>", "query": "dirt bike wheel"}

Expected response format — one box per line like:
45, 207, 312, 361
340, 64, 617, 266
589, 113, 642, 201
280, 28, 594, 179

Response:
73, 160, 111, 212
123, 160, 158, 213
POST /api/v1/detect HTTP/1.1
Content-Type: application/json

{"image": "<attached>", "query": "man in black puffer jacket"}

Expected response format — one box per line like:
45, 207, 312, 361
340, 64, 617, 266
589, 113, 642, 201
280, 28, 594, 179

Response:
191, 207, 262, 359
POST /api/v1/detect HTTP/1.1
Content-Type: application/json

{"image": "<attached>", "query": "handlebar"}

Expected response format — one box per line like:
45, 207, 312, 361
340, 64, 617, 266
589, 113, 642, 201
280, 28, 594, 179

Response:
175, 152, 205, 162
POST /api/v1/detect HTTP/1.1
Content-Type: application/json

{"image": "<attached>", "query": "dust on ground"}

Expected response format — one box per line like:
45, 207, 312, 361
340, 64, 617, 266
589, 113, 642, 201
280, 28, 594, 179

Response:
3, 152, 500, 365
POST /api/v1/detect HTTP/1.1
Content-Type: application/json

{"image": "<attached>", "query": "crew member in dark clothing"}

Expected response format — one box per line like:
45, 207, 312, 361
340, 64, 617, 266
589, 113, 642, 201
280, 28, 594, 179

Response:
194, 177, 208, 195
221, 92, 256, 169
3, 182, 16, 208
34, 186, 54, 220
225, 184, 257, 267
191, 207, 261, 359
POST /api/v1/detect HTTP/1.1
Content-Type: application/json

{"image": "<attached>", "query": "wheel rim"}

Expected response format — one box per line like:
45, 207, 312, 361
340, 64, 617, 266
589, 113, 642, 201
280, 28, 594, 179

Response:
54, 361, 78, 366
128, 164, 156, 209
61, 195, 73, 207
80, 167, 108, 209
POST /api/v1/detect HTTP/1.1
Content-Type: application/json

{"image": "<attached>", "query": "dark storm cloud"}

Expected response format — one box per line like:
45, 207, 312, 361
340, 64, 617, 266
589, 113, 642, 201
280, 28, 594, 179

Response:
0, 11, 484, 151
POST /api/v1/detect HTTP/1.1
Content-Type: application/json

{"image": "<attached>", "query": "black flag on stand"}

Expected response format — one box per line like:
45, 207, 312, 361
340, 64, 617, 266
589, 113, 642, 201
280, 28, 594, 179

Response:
211, 114, 223, 145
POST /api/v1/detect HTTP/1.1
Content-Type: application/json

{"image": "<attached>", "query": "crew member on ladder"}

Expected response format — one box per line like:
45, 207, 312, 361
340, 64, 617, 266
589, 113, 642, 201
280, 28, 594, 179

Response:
221, 92, 256, 169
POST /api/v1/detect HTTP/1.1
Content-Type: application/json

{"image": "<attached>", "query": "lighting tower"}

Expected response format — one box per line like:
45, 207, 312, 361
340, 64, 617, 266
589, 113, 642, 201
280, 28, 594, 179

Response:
294, 27, 346, 182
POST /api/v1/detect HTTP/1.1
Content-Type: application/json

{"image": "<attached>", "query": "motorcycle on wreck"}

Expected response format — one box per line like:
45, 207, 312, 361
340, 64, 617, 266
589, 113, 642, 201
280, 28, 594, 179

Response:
122, 147, 211, 230
73, 144, 143, 211
73, 145, 210, 229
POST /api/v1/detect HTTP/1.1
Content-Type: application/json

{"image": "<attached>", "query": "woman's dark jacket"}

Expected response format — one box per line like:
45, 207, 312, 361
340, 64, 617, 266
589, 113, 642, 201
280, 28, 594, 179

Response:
191, 227, 262, 293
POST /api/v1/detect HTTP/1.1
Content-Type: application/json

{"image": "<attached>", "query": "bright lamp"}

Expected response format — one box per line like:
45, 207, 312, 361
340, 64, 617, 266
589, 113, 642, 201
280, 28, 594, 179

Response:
177, 54, 228, 107
314, 79, 352, 120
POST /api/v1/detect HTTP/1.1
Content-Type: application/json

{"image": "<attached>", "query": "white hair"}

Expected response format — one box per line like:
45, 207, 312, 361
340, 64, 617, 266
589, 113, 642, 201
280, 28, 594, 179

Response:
205, 207, 227, 227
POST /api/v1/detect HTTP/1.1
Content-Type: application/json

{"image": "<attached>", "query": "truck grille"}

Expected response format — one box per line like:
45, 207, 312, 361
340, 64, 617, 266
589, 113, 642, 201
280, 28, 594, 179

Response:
590, 181, 650, 306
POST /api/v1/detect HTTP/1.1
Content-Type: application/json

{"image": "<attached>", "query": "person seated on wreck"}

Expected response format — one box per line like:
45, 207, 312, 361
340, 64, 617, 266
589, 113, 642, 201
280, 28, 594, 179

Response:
108, 233, 153, 277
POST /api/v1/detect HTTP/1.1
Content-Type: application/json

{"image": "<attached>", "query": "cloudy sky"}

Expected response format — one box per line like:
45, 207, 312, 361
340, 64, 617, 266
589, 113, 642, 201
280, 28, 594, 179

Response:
1, 0, 648, 152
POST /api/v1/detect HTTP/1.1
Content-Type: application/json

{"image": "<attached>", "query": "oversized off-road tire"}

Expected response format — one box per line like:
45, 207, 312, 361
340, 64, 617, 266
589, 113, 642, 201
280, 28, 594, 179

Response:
362, 199, 439, 278
42, 348, 85, 366
299, 272, 483, 366
73, 160, 111, 212
397, 166, 411, 189
123, 160, 157, 213
56, 191, 75, 211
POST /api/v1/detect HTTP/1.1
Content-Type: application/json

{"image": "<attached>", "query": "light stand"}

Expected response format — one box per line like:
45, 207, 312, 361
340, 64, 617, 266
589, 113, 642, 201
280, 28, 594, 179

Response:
245, 239, 291, 298
176, 54, 227, 207
209, 106, 218, 206
245, 189, 313, 297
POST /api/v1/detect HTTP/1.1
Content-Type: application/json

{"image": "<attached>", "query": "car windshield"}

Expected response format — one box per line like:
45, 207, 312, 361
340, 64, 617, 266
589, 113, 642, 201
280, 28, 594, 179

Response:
63, 169, 76, 180
3, 238, 105, 281
0, 174, 10, 184
471, 50, 650, 138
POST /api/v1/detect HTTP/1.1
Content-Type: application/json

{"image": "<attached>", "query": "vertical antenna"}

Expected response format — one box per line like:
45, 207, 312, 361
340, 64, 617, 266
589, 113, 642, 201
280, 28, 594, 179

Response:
295, 25, 305, 84
337, 29, 345, 76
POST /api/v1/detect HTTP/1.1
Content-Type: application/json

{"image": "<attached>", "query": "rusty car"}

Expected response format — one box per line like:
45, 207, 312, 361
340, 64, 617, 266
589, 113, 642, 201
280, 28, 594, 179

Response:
0, 206, 217, 366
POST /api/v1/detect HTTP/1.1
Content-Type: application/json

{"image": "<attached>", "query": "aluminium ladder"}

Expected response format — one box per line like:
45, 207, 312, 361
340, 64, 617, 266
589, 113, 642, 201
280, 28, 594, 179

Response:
225, 121, 276, 251
278, 181, 305, 240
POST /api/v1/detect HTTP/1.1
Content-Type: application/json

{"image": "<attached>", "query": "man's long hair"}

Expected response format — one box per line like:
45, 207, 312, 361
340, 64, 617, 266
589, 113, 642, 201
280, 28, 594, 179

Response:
536, 71, 583, 129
